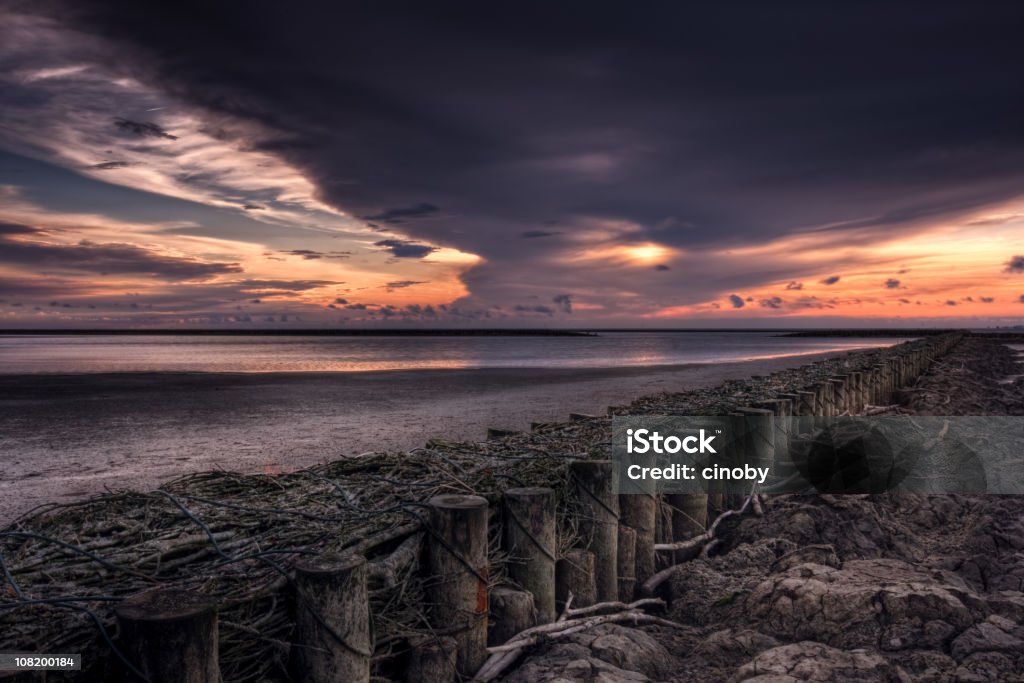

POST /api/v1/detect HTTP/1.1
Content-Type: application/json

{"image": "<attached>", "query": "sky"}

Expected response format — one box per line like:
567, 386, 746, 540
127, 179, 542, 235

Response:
1, 0, 1023, 328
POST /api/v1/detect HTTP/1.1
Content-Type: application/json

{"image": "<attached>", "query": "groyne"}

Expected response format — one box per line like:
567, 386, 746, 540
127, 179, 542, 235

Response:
0, 333, 964, 682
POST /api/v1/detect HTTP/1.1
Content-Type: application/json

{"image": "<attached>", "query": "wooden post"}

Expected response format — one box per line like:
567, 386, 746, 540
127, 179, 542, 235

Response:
115, 588, 219, 683
568, 460, 619, 603
488, 587, 536, 645
796, 391, 816, 434
616, 525, 637, 601
755, 399, 790, 473
426, 494, 489, 677
817, 381, 834, 417
849, 372, 863, 413
734, 407, 775, 489
618, 451, 657, 588
503, 487, 556, 624
556, 549, 596, 609
829, 377, 847, 415
667, 494, 707, 540
407, 636, 457, 683
292, 554, 371, 683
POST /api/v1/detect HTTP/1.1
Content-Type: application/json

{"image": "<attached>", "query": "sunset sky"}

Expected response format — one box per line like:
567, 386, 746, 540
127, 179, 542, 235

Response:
1, 1, 1023, 328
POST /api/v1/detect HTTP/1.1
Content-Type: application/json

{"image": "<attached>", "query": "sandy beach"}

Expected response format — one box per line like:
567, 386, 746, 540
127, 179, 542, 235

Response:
0, 351, 847, 523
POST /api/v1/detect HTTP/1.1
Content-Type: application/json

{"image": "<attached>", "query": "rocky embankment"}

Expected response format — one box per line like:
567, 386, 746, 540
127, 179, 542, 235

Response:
507, 336, 1024, 682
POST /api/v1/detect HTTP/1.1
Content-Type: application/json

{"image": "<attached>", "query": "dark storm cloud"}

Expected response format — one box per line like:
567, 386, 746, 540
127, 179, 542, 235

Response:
385, 280, 425, 290
821, 276, 841, 285
113, 118, 177, 140
280, 249, 352, 260
88, 160, 133, 170
16, 1, 1024, 313
728, 294, 745, 309
759, 296, 783, 309
515, 304, 554, 316
552, 293, 572, 313
373, 239, 438, 258
0, 223, 35, 236
361, 203, 440, 224
1006, 256, 1024, 273
237, 279, 338, 291
884, 278, 901, 289
0, 222, 241, 280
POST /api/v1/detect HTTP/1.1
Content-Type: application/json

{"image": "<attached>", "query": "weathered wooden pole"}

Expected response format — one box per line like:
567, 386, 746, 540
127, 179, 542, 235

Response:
849, 371, 863, 413
407, 636, 457, 683
556, 549, 596, 609
568, 460, 618, 603
488, 587, 536, 645
796, 390, 817, 434
426, 494, 489, 677
667, 494, 707, 540
503, 487, 556, 624
733, 407, 775, 489
829, 377, 847, 415
115, 588, 219, 683
292, 554, 371, 683
817, 381, 834, 417
755, 398, 791, 473
616, 525, 637, 601
618, 450, 657, 588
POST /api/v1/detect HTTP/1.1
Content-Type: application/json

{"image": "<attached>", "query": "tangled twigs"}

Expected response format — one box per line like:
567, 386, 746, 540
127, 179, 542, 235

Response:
471, 598, 678, 682
642, 491, 756, 595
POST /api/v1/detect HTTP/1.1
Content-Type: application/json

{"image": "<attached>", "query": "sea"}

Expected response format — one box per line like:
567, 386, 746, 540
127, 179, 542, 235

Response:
0, 331, 906, 374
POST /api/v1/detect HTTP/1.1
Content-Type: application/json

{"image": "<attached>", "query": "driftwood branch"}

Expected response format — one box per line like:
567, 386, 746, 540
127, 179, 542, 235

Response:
471, 598, 677, 682
366, 532, 422, 589
642, 492, 755, 596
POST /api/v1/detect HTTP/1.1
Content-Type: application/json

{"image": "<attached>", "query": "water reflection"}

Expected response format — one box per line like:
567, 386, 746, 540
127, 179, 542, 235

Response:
0, 332, 905, 374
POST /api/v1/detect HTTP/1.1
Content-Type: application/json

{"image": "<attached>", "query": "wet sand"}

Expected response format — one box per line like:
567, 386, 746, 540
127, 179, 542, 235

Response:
0, 352, 845, 523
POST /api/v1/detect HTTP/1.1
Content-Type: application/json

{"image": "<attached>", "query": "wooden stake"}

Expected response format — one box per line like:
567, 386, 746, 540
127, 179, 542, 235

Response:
292, 554, 371, 683
488, 587, 536, 645
407, 636, 457, 683
618, 485, 656, 588
115, 588, 219, 683
616, 525, 637, 602
568, 460, 619, 603
426, 494, 490, 678
503, 487, 556, 624
556, 549, 596, 610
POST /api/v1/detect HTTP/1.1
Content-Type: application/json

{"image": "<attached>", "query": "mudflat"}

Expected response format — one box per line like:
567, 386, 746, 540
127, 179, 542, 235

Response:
0, 352, 844, 522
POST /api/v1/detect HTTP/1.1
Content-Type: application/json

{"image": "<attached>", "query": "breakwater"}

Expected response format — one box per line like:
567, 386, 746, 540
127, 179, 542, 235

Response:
0, 333, 963, 682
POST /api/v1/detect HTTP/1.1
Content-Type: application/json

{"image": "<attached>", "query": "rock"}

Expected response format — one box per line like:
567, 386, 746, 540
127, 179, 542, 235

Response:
731, 641, 892, 682
589, 627, 673, 679
693, 628, 780, 666
888, 650, 957, 682
770, 544, 840, 572
954, 652, 1023, 682
950, 614, 1024, 661
745, 559, 976, 650
500, 625, 675, 683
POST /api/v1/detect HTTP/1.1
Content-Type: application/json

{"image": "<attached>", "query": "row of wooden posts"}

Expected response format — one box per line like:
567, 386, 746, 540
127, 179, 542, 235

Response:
111, 334, 960, 682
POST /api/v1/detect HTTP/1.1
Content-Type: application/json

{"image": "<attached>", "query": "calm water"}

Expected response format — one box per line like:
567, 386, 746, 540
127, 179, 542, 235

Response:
0, 332, 904, 374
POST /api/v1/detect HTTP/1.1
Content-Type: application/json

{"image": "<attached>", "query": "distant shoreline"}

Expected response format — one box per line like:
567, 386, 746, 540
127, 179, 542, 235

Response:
0, 328, 597, 337
2, 327, 1013, 337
